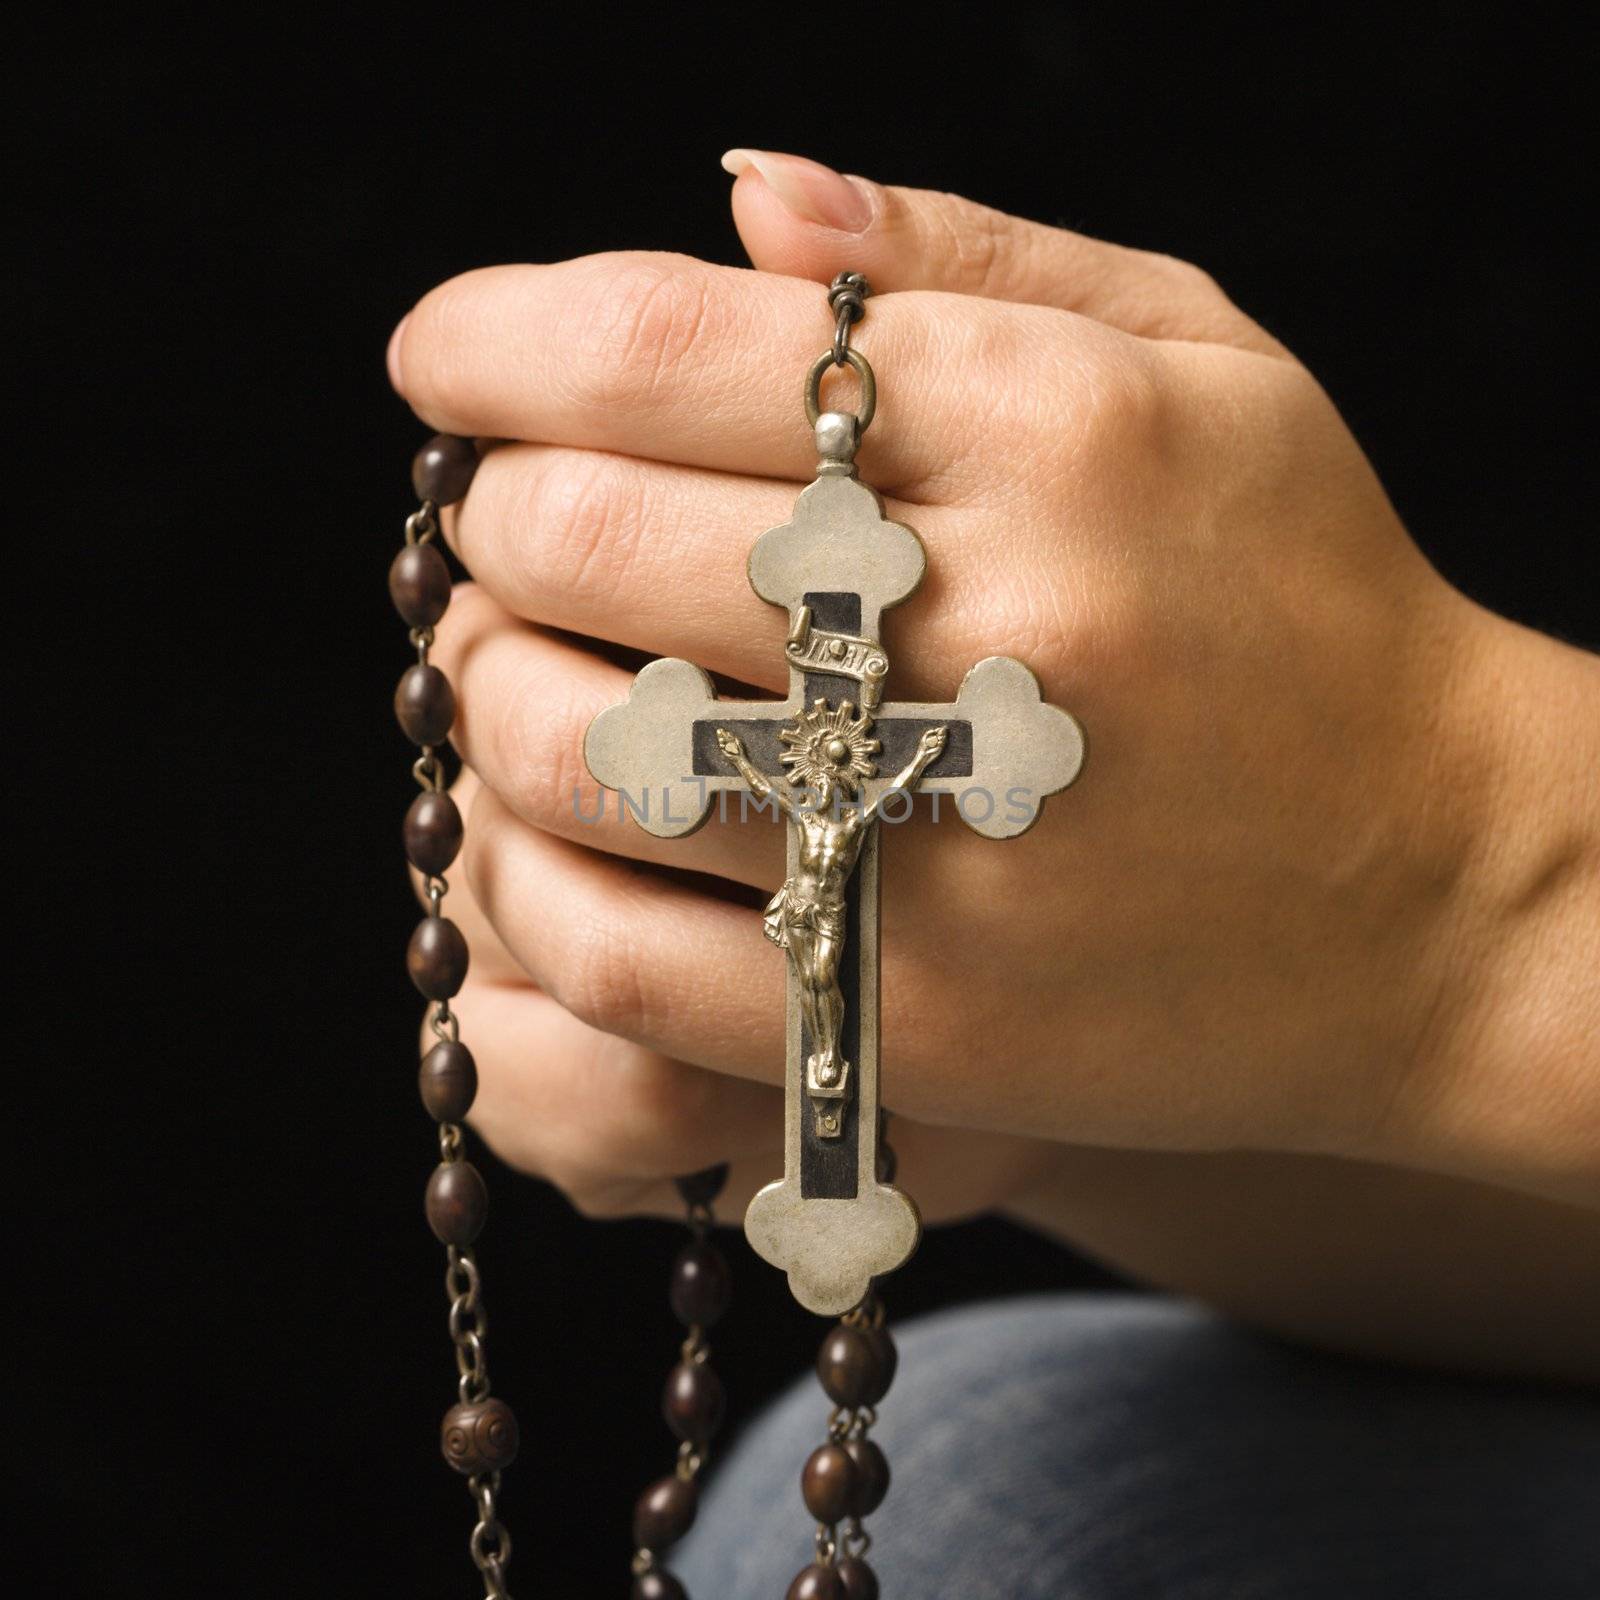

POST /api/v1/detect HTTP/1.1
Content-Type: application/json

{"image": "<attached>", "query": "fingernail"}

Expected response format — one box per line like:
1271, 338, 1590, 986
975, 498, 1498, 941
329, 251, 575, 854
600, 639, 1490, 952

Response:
721, 149, 872, 232
386, 314, 409, 393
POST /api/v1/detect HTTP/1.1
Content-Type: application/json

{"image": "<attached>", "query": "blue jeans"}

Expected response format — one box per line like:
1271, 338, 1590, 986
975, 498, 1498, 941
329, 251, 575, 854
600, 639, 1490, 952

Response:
677, 1294, 1600, 1598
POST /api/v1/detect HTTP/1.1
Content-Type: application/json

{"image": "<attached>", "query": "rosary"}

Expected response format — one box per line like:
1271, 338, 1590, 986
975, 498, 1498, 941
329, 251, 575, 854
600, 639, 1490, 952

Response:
389, 274, 1086, 1597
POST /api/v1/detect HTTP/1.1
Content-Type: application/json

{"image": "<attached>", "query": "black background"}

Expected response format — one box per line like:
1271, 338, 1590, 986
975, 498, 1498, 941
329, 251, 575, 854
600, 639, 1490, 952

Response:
15, 5, 1595, 1595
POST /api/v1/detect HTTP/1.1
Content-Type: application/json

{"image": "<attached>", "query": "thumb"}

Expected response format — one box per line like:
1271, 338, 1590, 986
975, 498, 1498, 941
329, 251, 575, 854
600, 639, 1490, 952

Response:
722, 149, 1282, 356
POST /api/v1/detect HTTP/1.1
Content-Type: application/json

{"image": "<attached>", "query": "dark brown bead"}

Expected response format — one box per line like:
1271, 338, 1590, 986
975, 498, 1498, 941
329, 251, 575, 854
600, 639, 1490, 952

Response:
418, 1039, 477, 1122
632, 1572, 688, 1600
801, 1443, 858, 1524
412, 433, 479, 506
404, 789, 464, 875
394, 663, 456, 745
388, 540, 453, 627
425, 1159, 487, 1246
786, 1563, 843, 1600
861, 1325, 897, 1403
842, 1437, 889, 1517
661, 1359, 725, 1444
835, 1557, 879, 1600
440, 1397, 518, 1474
407, 915, 469, 999
816, 1325, 886, 1409
673, 1164, 729, 1208
632, 1473, 699, 1551
669, 1240, 732, 1329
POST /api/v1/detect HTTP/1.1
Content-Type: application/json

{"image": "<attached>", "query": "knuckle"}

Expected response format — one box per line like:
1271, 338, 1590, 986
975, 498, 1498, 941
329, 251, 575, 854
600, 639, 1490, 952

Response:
1044, 332, 1172, 463
522, 449, 646, 610
557, 913, 648, 1038
563, 253, 712, 417
1152, 251, 1225, 303
926, 193, 1008, 296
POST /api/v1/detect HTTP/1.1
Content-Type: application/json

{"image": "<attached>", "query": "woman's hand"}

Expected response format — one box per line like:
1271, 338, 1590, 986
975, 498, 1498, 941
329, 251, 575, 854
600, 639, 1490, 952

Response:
390, 151, 1600, 1223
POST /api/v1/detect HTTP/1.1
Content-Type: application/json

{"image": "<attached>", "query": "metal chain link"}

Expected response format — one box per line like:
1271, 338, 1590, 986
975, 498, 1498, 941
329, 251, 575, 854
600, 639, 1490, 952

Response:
469, 1472, 513, 1599
398, 489, 515, 1599
827, 272, 871, 366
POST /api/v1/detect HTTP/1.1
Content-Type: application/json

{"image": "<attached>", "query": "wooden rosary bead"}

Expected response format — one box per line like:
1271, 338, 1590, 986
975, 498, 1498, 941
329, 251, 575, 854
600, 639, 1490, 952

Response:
425, 1159, 487, 1246
815, 1325, 887, 1409
669, 1240, 732, 1329
440, 1396, 518, 1475
786, 1563, 844, 1600
835, 1557, 879, 1600
412, 433, 480, 506
407, 915, 469, 999
394, 663, 456, 746
861, 1324, 897, 1403
661, 1359, 725, 1444
800, 1443, 858, 1524
404, 789, 464, 875
633, 1572, 689, 1600
418, 1038, 477, 1122
632, 1473, 699, 1551
673, 1163, 729, 1208
388, 540, 452, 628
842, 1437, 889, 1517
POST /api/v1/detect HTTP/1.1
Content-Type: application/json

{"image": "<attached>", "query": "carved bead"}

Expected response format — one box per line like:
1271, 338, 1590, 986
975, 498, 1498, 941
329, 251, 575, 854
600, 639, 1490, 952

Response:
669, 1241, 732, 1328
394, 663, 456, 745
673, 1164, 729, 1208
632, 1473, 698, 1551
404, 789, 464, 875
425, 1159, 487, 1246
842, 1438, 889, 1517
389, 540, 452, 627
412, 433, 479, 506
661, 1360, 725, 1444
408, 916, 469, 999
835, 1557, 879, 1600
786, 1563, 843, 1600
440, 1397, 518, 1475
633, 1572, 688, 1600
801, 1443, 858, 1524
816, 1325, 885, 1409
418, 1039, 477, 1122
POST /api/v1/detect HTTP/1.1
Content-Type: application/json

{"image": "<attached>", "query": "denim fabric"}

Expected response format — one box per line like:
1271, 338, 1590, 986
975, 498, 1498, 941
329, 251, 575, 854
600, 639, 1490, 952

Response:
675, 1293, 1600, 1598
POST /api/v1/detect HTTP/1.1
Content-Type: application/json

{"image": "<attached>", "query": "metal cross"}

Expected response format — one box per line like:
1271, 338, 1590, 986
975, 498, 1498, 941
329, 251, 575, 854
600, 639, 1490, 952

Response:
585, 401, 1085, 1316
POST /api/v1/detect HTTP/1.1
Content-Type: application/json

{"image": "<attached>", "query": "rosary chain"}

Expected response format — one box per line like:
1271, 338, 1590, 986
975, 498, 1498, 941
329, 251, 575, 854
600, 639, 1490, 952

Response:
782, 1112, 897, 1599
828, 272, 872, 367
628, 1165, 733, 1600
393, 436, 520, 1599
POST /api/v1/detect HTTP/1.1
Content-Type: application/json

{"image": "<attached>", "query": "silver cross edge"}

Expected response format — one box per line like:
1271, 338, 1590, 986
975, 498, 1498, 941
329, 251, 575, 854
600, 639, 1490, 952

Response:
585, 350, 1085, 1316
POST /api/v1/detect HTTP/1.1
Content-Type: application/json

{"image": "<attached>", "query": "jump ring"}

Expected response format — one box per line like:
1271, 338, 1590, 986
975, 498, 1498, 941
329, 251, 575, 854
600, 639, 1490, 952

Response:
804, 348, 876, 432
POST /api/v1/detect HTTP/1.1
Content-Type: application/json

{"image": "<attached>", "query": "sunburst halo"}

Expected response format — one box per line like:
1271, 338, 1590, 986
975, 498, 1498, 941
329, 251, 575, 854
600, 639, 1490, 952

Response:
778, 698, 881, 791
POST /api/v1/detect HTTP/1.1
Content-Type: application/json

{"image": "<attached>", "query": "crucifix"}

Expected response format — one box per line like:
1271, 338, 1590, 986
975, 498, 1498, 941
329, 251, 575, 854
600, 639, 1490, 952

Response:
584, 344, 1085, 1318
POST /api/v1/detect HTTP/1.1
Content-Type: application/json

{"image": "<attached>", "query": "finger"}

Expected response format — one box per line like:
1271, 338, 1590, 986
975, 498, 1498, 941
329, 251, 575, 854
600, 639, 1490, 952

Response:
453, 975, 782, 1220
431, 583, 784, 891
445, 442, 876, 675
722, 148, 1286, 357
461, 783, 783, 1083
442, 443, 1030, 702
390, 250, 1116, 501
456, 977, 1063, 1227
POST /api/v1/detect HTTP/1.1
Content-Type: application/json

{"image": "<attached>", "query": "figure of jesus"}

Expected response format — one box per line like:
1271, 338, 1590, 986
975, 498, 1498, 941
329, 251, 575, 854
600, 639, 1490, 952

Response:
716, 700, 946, 1133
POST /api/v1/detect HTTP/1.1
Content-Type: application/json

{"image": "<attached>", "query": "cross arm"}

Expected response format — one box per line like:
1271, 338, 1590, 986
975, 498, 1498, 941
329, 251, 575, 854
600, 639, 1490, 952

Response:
582, 657, 795, 838
879, 656, 1086, 839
